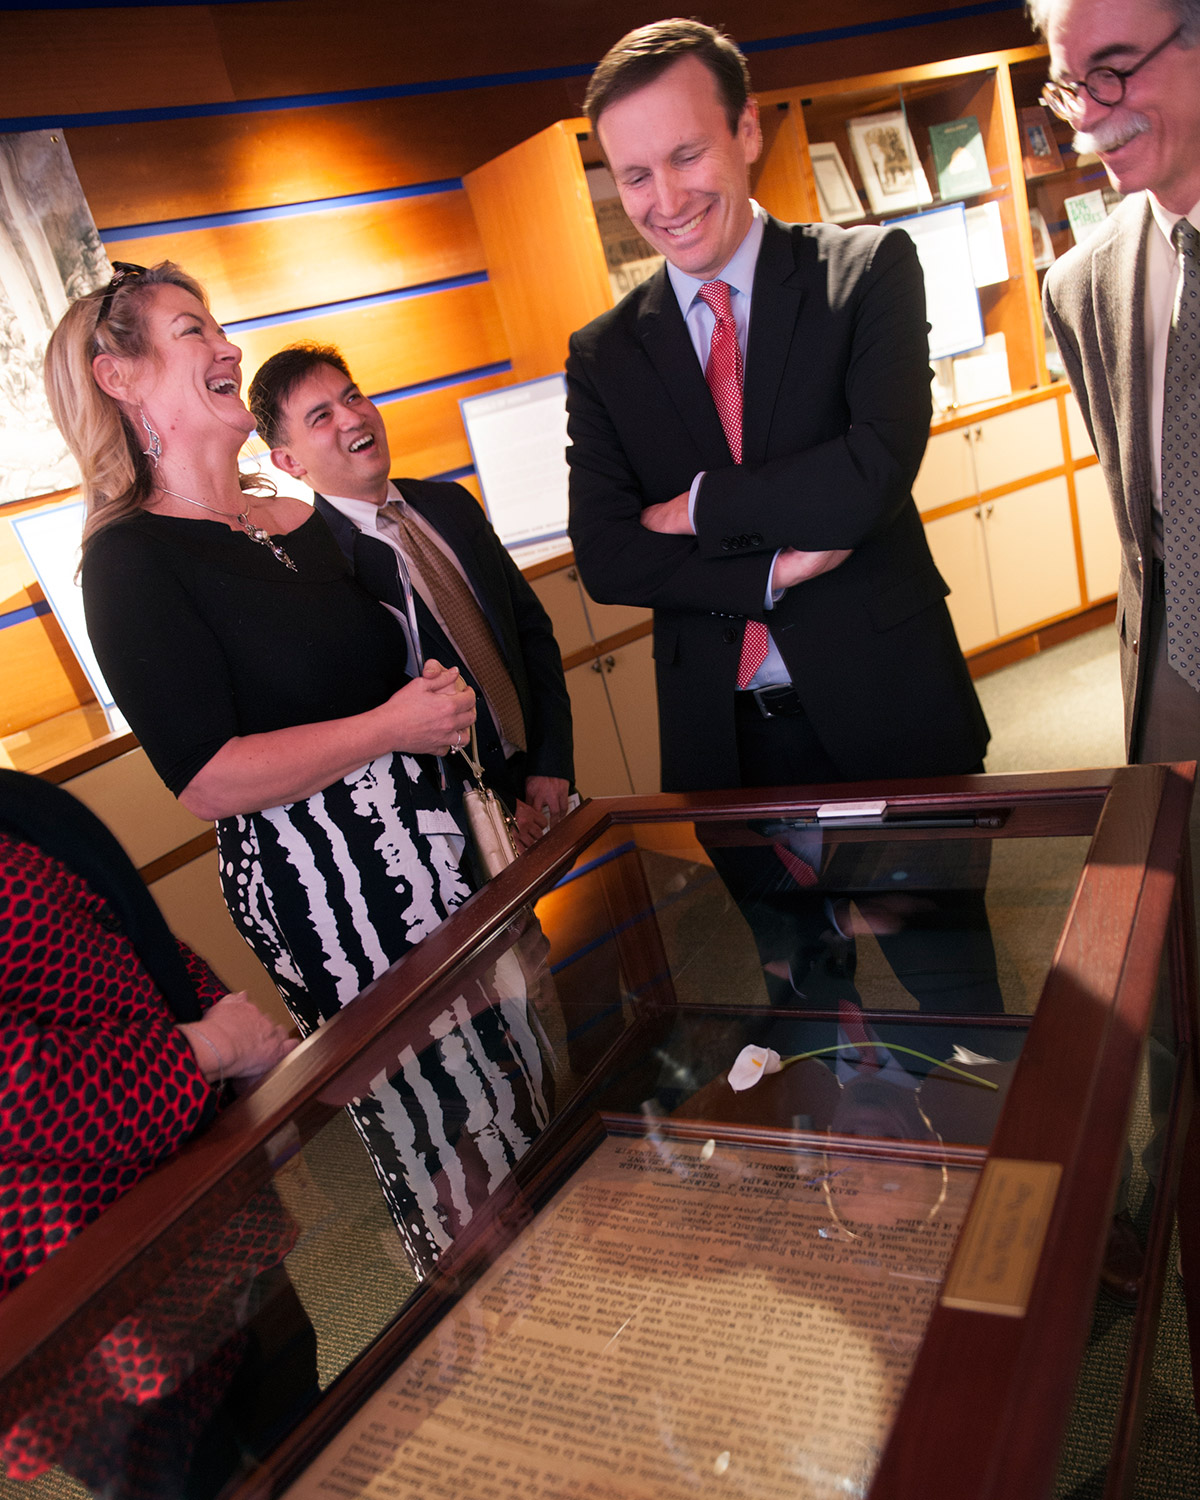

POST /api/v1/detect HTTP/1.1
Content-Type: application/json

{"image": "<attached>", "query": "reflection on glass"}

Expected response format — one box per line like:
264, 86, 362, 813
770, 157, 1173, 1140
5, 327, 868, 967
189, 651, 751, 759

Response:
286, 1129, 975, 1499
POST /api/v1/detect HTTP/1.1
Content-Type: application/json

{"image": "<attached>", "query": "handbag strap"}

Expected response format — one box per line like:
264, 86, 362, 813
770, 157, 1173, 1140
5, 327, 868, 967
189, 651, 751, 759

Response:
453, 724, 489, 790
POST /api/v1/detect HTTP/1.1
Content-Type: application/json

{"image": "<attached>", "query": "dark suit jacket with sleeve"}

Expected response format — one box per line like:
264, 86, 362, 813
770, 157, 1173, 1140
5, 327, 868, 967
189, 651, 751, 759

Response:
312, 478, 574, 804
1043, 193, 1154, 757
566, 213, 988, 793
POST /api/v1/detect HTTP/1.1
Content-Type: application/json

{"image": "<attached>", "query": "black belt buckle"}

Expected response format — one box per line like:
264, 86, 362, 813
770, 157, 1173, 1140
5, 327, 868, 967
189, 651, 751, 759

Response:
750, 683, 803, 718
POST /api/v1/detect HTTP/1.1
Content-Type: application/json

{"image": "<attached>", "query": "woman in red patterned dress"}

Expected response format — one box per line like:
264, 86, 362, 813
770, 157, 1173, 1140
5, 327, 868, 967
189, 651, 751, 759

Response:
0, 770, 310, 1498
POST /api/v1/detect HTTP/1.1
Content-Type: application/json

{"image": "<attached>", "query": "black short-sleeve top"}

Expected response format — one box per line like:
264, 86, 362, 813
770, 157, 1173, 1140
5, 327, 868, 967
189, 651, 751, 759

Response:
82, 509, 411, 795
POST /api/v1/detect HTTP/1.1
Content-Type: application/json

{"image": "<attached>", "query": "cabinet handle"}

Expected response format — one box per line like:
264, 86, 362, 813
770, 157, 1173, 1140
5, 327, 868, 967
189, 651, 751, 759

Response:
567, 567, 578, 581
974, 426, 983, 440
590, 657, 603, 673
984, 503, 994, 517
604, 655, 615, 671
590, 655, 616, 673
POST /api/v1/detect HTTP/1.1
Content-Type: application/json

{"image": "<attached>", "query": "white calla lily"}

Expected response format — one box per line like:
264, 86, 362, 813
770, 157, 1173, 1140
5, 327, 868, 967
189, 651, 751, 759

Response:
728, 1045, 783, 1092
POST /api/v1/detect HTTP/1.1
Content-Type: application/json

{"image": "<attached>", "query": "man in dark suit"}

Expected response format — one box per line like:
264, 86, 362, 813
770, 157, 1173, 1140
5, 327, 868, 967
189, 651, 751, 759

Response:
1032, 0, 1200, 1301
248, 345, 574, 845
566, 19, 988, 797
566, 20, 997, 1017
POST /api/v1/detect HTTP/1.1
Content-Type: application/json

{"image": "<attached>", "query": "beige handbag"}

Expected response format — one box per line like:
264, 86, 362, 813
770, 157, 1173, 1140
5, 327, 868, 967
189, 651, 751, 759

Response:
455, 727, 519, 879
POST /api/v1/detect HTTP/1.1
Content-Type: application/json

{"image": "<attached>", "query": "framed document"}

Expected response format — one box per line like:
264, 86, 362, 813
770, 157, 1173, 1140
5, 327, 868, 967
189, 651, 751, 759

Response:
459, 375, 570, 555
1019, 106, 1063, 176
809, 141, 863, 223
847, 110, 932, 215
885, 202, 984, 360
286, 1119, 977, 1499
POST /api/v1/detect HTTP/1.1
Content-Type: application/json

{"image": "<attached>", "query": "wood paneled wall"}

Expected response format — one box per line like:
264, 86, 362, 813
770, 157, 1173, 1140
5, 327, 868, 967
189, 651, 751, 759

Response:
0, 0, 1037, 738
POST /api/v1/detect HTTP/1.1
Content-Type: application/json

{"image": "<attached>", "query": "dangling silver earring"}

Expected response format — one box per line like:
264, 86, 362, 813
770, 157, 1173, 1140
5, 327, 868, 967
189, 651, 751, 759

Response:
139, 408, 161, 465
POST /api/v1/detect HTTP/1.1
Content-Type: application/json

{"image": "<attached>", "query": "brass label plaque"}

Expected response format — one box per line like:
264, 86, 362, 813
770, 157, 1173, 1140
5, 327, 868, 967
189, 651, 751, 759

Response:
940, 1158, 1062, 1317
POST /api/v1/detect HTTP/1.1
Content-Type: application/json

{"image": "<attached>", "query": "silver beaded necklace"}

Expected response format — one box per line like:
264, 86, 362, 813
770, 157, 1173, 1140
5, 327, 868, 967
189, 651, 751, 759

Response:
158, 486, 298, 572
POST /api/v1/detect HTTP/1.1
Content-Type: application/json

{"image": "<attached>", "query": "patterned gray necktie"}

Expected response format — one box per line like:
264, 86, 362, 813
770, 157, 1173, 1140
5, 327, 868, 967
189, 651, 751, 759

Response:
1162, 217, 1200, 691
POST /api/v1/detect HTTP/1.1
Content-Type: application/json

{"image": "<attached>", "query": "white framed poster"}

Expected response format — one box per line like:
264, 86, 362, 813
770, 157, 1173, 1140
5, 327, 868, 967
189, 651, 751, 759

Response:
459, 375, 569, 556
885, 202, 985, 361
11, 499, 120, 716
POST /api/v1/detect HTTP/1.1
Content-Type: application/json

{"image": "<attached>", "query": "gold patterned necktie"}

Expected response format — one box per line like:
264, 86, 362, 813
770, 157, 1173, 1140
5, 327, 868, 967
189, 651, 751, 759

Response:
1162, 218, 1200, 692
384, 502, 527, 751
697, 280, 769, 689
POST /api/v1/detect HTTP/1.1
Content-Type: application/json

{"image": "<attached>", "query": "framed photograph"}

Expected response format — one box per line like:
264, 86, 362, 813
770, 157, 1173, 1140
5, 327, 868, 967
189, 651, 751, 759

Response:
1029, 206, 1056, 268
809, 140, 863, 223
1019, 106, 1063, 176
846, 109, 932, 215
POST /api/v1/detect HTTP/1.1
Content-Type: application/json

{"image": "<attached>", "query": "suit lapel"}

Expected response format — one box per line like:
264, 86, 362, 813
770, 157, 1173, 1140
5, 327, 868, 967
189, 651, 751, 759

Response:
635, 267, 732, 467
743, 218, 807, 465
1093, 197, 1154, 549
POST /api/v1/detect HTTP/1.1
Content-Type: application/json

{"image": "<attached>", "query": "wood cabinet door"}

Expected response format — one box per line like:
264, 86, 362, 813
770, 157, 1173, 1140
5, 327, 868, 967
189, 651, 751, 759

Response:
923, 507, 997, 652
912, 425, 978, 513
1074, 464, 1121, 603
984, 477, 1082, 636
563, 657, 632, 797
1063, 391, 1097, 461
601, 635, 661, 796
578, 586, 653, 644
970, 400, 1063, 493
527, 564, 593, 658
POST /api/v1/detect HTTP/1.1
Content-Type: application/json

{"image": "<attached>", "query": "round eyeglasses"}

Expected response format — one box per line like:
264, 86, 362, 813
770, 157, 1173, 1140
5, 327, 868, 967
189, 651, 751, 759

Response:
1041, 22, 1182, 122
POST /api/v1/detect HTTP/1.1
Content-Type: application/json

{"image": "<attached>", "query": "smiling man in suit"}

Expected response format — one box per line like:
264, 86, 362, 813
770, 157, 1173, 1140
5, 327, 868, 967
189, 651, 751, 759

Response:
248, 344, 573, 846
565, 21, 1001, 1028
566, 19, 988, 800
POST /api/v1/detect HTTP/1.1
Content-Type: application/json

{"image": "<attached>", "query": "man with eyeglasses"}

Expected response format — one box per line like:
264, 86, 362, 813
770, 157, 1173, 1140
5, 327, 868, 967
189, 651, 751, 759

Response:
1030, 0, 1200, 1302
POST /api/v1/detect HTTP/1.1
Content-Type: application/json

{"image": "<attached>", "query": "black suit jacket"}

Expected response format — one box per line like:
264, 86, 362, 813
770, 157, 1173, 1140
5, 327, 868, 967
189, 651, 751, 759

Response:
314, 479, 573, 805
566, 214, 989, 792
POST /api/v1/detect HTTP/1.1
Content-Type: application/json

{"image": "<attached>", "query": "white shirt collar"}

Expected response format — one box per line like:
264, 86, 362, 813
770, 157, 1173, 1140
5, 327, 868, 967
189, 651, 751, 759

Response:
666, 200, 766, 319
319, 480, 400, 533
1148, 190, 1200, 250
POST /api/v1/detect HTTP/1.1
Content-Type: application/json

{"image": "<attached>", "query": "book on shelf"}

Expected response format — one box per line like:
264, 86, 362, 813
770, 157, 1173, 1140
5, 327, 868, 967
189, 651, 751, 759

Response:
928, 117, 992, 199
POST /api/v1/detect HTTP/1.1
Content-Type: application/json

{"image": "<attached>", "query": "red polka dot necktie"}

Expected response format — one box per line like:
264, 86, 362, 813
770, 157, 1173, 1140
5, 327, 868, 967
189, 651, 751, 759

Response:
698, 279, 769, 689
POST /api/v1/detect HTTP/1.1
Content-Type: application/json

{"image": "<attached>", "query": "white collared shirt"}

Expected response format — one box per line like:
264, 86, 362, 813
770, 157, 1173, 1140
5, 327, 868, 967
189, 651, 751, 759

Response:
1145, 191, 1200, 550
320, 483, 514, 753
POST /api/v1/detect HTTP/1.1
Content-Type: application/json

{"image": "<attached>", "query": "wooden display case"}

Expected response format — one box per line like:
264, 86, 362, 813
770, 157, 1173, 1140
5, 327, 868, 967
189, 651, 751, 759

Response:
3, 766, 1197, 1500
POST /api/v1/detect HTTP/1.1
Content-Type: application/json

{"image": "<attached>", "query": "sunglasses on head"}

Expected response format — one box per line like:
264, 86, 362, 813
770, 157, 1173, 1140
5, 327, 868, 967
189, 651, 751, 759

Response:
94, 262, 148, 325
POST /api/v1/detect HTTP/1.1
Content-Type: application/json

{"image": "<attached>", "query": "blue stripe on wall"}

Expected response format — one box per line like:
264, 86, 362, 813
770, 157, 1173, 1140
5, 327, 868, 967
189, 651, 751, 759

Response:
224, 271, 488, 334
0, 1, 1027, 133
0, 600, 52, 634
372, 361, 512, 405
425, 464, 477, 484
101, 179, 463, 241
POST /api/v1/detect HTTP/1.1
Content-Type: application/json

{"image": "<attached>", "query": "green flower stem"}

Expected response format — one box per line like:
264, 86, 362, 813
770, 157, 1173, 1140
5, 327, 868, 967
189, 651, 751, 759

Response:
779, 1042, 1000, 1091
